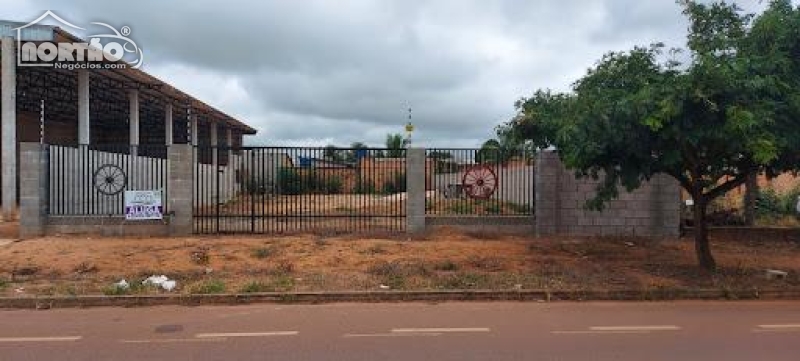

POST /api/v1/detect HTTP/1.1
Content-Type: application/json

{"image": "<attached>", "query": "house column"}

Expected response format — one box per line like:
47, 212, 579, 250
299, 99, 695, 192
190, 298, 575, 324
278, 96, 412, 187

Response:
165, 103, 173, 146
128, 89, 139, 155
226, 127, 233, 165
77, 70, 90, 145
210, 120, 218, 166
1, 37, 17, 220
189, 111, 198, 146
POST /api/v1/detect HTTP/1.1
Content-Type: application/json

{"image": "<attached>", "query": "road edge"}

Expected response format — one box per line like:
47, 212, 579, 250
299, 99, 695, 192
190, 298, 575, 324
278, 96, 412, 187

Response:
1, 289, 799, 309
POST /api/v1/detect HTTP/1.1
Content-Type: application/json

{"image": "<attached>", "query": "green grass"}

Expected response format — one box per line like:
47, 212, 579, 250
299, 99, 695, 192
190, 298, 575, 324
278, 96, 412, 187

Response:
189, 279, 226, 294
0, 278, 9, 292
239, 277, 295, 293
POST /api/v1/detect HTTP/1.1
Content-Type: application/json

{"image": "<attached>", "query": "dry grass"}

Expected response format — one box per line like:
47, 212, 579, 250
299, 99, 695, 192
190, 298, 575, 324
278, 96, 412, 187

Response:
1, 227, 799, 297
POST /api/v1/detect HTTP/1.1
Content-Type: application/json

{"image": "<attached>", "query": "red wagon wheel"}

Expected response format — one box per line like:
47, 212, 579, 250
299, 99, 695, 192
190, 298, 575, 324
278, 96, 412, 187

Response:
462, 165, 498, 199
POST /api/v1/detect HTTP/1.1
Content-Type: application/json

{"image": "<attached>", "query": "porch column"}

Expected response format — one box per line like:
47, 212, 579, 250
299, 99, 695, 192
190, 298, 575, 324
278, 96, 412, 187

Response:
210, 120, 218, 166
128, 89, 139, 155
77, 69, 90, 145
164, 102, 173, 146
1, 37, 17, 220
189, 111, 198, 146
225, 127, 233, 164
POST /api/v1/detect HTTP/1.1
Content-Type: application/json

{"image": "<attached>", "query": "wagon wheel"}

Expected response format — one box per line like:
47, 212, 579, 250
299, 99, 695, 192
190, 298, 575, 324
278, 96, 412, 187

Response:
462, 165, 498, 199
93, 164, 127, 196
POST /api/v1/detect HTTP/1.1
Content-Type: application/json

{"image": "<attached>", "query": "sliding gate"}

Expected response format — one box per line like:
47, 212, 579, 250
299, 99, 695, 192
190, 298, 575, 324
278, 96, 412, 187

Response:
194, 147, 407, 234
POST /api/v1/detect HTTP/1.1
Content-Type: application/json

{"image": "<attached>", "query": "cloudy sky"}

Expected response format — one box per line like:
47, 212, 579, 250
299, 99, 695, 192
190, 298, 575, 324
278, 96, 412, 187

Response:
1, 0, 785, 147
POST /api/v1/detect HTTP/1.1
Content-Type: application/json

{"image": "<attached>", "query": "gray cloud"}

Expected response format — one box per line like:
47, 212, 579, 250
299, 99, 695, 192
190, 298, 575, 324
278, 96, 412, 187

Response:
4, 0, 781, 147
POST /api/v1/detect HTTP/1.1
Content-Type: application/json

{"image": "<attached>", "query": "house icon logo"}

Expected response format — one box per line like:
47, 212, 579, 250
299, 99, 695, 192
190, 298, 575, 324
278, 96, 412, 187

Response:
14, 10, 144, 69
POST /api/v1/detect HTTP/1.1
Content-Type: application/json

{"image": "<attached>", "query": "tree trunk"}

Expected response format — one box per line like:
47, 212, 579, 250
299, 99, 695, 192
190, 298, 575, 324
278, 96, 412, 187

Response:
693, 197, 716, 271
743, 173, 758, 226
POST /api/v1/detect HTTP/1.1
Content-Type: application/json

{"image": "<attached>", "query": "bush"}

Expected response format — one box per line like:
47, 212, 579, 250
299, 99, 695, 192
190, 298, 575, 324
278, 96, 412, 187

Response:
757, 188, 799, 217
354, 177, 377, 194
382, 172, 407, 194
322, 176, 344, 194
278, 168, 303, 195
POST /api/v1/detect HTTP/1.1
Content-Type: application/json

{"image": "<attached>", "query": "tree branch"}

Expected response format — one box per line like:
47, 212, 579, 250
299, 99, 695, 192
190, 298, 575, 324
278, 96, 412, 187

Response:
704, 173, 750, 200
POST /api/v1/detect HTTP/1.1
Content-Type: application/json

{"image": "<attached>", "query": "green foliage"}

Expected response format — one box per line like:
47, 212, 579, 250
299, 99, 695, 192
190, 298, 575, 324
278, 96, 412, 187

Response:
189, 279, 226, 294
382, 172, 407, 194
0, 278, 9, 291
504, 1, 800, 269
386, 133, 405, 158
278, 167, 303, 195
448, 202, 475, 214
484, 201, 502, 214
354, 177, 377, 194
757, 186, 800, 216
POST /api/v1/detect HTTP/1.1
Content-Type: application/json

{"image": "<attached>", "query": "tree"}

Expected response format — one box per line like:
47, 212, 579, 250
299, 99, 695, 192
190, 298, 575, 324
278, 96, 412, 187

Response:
323, 144, 345, 162
476, 139, 503, 164
506, 1, 800, 270
385, 133, 405, 158
347, 142, 369, 162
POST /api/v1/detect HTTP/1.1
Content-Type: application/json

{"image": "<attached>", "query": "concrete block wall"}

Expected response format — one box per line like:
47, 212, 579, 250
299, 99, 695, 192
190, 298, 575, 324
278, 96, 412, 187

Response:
535, 151, 681, 238
19, 143, 47, 238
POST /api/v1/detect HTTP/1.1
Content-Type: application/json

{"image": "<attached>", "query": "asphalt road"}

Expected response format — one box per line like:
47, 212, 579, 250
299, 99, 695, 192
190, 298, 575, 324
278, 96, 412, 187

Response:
1, 301, 799, 361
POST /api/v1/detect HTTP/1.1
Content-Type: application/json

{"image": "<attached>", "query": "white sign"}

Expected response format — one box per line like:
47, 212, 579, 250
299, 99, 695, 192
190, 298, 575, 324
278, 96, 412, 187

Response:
124, 190, 163, 220
15, 10, 144, 69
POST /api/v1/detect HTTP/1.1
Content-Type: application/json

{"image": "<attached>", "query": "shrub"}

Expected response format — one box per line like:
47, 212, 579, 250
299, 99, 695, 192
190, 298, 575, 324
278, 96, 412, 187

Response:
354, 177, 377, 194
322, 176, 344, 194
756, 188, 783, 216
382, 172, 407, 194
278, 168, 303, 195
484, 202, 502, 215
448, 202, 475, 214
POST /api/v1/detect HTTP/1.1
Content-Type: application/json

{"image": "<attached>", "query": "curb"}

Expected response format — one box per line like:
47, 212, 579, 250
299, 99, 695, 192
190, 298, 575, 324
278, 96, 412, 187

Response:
1, 289, 799, 309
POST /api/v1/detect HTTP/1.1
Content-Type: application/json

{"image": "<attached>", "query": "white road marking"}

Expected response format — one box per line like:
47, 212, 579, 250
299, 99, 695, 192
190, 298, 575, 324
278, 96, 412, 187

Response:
757, 324, 800, 329
552, 330, 651, 335
343, 333, 442, 338
195, 331, 298, 338
0, 336, 82, 343
120, 338, 226, 344
589, 325, 681, 332
391, 328, 491, 333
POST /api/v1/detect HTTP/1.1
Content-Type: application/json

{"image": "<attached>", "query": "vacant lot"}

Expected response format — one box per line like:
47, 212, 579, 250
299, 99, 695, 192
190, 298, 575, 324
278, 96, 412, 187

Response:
0, 228, 798, 297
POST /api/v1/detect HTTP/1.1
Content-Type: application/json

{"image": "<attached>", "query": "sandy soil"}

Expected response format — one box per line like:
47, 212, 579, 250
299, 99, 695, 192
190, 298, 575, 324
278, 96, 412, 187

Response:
1, 228, 798, 297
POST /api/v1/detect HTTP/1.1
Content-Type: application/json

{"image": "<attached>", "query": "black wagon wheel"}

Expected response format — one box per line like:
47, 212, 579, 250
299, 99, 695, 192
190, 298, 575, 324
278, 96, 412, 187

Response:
93, 164, 127, 196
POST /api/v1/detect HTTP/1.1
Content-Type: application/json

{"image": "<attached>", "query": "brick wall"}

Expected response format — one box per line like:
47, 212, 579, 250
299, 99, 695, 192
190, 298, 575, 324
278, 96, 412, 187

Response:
535, 151, 680, 238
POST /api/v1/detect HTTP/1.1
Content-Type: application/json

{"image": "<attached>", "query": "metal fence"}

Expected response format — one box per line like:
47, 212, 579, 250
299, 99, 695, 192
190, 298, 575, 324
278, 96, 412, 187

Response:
48, 144, 169, 216
425, 148, 535, 216
194, 146, 407, 234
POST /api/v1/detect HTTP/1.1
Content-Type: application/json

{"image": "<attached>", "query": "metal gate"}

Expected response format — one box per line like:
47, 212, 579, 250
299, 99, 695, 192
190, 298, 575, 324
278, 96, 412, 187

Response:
193, 146, 407, 234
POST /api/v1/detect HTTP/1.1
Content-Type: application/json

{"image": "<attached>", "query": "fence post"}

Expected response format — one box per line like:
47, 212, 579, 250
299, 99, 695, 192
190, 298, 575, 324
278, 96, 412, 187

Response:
168, 144, 194, 236
406, 147, 426, 234
19, 143, 48, 238
534, 150, 561, 237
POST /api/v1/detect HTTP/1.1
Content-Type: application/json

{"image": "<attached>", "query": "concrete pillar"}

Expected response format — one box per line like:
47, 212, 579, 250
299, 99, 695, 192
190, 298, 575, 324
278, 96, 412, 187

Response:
225, 127, 233, 162
189, 112, 198, 146
210, 120, 218, 165
128, 89, 139, 155
165, 103, 173, 146
19, 143, 47, 238
168, 144, 193, 236
406, 148, 426, 234
534, 151, 562, 237
77, 69, 90, 145
1, 37, 17, 220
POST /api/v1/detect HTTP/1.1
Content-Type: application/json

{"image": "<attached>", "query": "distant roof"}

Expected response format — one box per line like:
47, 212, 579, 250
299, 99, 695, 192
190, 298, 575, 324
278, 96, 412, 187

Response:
0, 19, 257, 135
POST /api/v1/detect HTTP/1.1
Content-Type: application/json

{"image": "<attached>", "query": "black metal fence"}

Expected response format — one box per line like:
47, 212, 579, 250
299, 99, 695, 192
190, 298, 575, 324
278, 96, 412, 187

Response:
425, 148, 535, 216
48, 144, 169, 216
194, 146, 407, 234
